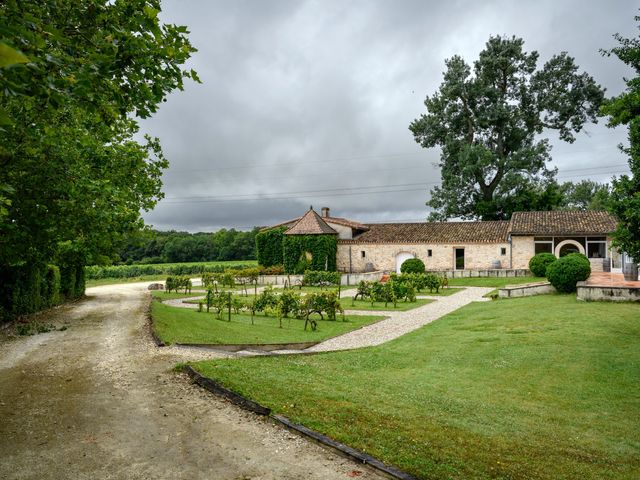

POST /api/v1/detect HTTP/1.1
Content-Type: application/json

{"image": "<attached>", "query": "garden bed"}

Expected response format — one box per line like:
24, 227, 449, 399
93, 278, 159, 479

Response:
152, 301, 384, 345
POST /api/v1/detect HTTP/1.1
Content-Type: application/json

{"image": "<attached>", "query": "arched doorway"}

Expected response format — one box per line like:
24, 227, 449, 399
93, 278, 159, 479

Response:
554, 239, 585, 257
395, 252, 415, 273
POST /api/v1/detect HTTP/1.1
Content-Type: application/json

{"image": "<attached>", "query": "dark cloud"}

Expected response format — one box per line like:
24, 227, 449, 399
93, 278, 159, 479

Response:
140, 0, 638, 232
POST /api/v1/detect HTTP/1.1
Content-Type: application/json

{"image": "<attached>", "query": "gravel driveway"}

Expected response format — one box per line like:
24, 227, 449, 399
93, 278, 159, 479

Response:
0, 282, 387, 480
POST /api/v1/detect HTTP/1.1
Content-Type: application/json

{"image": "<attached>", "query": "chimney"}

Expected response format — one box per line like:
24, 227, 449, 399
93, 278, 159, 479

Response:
321, 207, 330, 218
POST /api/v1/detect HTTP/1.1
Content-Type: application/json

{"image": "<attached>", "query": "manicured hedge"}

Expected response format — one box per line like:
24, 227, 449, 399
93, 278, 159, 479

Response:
528, 252, 557, 277
400, 258, 425, 274
0, 263, 73, 321
546, 253, 591, 293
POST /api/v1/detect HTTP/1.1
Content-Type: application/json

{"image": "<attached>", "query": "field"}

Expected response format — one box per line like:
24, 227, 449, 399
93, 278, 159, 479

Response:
85, 260, 258, 286
191, 295, 640, 479
152, 301, 384, 345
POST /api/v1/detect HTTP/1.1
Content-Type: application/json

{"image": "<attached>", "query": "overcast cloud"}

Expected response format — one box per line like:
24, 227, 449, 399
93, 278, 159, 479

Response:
139, 0, 638, 232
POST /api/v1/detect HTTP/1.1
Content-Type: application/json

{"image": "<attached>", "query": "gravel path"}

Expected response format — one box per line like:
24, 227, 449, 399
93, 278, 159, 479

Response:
0, 282, 388, 480
302, 287, 493, 353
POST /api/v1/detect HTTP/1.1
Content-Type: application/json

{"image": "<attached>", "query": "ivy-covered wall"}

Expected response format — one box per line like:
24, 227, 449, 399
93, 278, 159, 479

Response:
283, 234, 337, 273
255, 226, 287, 267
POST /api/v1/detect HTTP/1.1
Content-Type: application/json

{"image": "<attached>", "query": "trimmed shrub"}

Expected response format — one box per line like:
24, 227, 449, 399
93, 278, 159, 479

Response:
528, 253, 557, 277
400, 258, 425, 274
546, 253, 591, 293
303, 270, 341, 287
0, 263, 64, 321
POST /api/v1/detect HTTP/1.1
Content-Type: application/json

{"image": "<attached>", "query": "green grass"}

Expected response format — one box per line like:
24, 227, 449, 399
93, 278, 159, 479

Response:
152, 301, 384, 345
447, 275, 545, 288
192, 295, 640, 479
417, 287, 464, 296
341, 298, 433, 311
151, 291, 207, 300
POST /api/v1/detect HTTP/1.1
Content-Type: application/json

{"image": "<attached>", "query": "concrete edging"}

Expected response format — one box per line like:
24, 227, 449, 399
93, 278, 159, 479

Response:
498, 282, 556, 298
576, 282, 640, 302
174, 341, 319, 352
182, 365, 418, 480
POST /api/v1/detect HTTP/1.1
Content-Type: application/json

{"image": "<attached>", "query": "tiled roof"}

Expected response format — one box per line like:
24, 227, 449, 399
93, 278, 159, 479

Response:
262, 215, 369, 232
341, 221, 511, 244
509, 211, 617, 235
284, 208, 338, 235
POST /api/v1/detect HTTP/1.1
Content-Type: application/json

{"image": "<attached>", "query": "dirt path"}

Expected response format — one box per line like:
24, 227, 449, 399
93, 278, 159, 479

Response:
0, 283, 387, 480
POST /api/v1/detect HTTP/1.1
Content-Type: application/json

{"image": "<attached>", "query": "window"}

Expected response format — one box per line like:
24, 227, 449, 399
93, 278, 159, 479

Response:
500, 247, 506, 256
587, 241, 606, 258
534, 236, 553, 255
427, 249, 432, 257
361, 251, 366, 258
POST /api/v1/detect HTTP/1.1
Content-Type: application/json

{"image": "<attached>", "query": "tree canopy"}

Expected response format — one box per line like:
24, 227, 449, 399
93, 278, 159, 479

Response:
410, 36, 605, 221
0, 0, 199, 268
601, 15, 640, 262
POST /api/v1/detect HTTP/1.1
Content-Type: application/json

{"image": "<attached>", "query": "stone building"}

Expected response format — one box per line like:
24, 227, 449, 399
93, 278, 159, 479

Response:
265, 207, 620, 274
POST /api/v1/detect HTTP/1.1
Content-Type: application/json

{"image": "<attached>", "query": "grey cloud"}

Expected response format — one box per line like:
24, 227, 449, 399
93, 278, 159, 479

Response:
140, 0, 638, 231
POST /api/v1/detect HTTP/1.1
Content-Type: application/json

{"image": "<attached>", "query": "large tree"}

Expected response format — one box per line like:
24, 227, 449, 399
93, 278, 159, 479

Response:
0, 0, 198, 268
601, 16, 640, 262
410, 36, 604, 221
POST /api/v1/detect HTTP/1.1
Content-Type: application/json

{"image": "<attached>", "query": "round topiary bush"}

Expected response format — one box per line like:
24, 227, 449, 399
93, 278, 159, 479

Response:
545, 253, 591, 293
528, 252, 557, 277
400, 258, 425, 274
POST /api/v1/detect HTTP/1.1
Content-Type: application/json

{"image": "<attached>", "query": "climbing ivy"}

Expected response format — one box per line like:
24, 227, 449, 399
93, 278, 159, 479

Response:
255, 226, 287, 267
283, 235, 337, 273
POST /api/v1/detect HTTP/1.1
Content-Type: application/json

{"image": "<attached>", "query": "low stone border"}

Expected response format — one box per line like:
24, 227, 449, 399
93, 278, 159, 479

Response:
182, 365, 418, 480
498, 282, 555, 298
577, 282, 640, 302
175, 341, 319, 352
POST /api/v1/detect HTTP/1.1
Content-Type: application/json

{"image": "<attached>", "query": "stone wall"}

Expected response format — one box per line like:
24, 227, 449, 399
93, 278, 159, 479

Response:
337, 242, 513, 273
511, 236, 534, 269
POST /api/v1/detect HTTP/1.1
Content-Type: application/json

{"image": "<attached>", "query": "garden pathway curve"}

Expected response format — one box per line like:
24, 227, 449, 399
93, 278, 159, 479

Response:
279, 287, 493, 353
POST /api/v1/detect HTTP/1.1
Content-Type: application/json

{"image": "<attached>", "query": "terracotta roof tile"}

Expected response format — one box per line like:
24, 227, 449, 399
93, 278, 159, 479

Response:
284, 208, 338, 235
341, 221, 510, 244
509, 211, 617, 235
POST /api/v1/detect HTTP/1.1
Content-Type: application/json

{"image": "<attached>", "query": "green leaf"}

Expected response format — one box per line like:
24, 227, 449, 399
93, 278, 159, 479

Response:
0, 42, 29, 68
0, 106, 13, 126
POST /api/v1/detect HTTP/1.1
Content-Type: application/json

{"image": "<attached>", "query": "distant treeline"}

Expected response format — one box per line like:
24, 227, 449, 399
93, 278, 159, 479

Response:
118, 228, 260, 264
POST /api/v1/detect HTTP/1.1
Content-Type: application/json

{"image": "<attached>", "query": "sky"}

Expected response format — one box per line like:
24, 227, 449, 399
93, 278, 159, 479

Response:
139, 0, 638, 232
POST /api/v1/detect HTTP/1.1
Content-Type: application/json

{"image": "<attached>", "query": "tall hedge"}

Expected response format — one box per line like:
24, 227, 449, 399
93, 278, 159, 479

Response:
255, 227, 287, 267
0, 263, 64, 321
283, 234, 338, 274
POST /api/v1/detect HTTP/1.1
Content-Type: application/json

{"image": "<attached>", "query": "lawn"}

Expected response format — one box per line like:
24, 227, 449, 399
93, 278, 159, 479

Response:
151, 291, 207, 301
191, 295, 640, 479
416, 287, 464, 296
341, 298, 433, 311
152, 301, 384, 345
447, 275, 545, 288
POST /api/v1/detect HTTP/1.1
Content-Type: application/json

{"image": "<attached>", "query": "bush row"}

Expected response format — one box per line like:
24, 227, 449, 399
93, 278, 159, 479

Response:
200, 287, 343, 329
0, 262, 84, 321
85, 263, 281, 280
